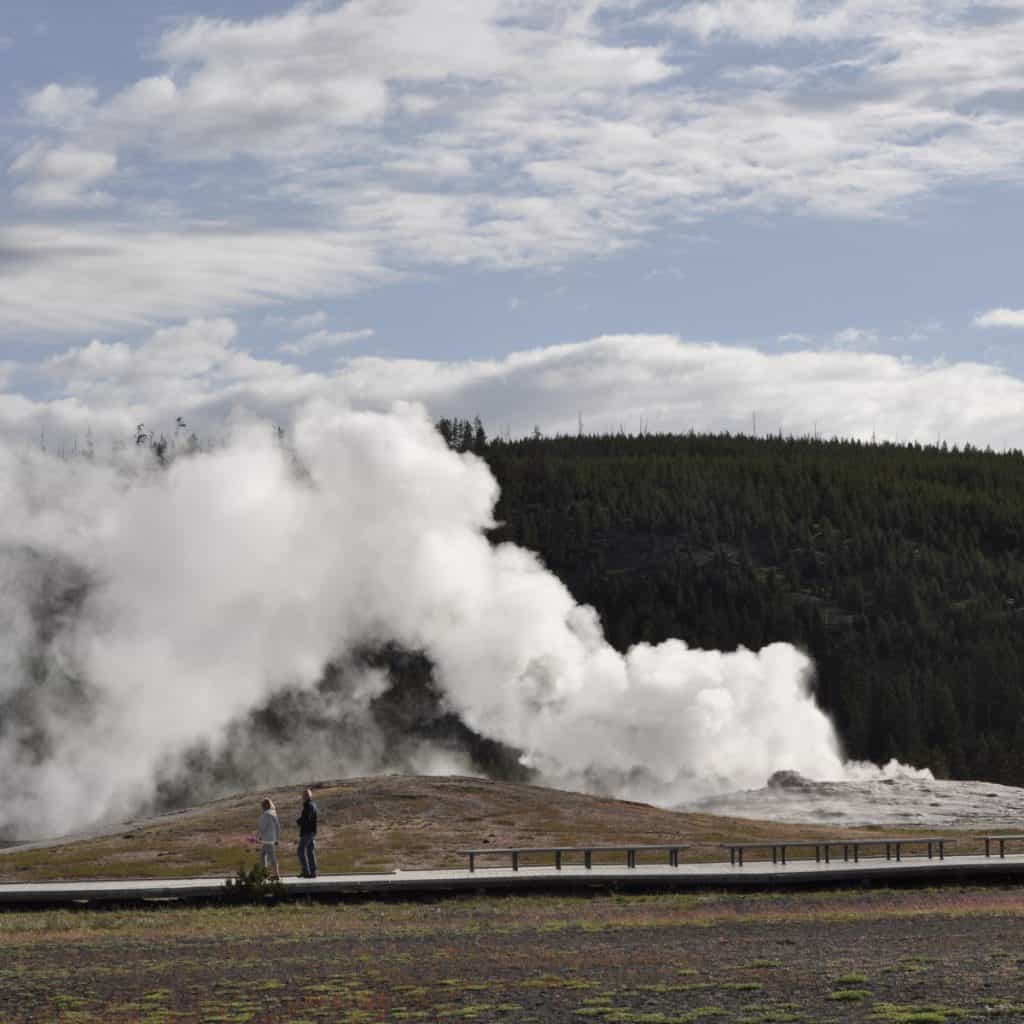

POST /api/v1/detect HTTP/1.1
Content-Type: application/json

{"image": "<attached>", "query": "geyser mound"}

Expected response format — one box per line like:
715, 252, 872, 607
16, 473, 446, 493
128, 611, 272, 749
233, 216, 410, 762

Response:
682, 763, 1024, 832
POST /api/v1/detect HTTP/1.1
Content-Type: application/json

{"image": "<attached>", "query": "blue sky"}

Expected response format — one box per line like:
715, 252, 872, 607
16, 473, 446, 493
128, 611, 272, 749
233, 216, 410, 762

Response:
4, 0, 1024, 447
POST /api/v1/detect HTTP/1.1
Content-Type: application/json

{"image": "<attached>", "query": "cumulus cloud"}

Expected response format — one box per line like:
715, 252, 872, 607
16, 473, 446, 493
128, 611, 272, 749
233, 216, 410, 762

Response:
24, 84, 98, 125
974, 308, 1024, 328
7, 324, 1024, 455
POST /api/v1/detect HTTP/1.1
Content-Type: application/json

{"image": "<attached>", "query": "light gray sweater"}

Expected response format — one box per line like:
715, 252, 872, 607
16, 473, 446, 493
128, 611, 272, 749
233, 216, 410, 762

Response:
256, 809, 280, 843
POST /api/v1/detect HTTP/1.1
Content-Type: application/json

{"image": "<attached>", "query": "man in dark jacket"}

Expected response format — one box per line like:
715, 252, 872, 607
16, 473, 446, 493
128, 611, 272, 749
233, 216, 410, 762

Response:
296, 787, 319, 878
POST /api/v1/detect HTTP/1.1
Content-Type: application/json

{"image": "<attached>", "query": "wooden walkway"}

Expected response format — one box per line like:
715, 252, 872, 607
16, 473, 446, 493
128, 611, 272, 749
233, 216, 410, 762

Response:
4, 854, 1024, 906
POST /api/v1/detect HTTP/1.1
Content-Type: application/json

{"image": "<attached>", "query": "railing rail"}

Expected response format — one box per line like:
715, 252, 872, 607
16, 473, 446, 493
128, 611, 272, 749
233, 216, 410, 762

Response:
458, 843, 690, 872
720, 837, 952, 867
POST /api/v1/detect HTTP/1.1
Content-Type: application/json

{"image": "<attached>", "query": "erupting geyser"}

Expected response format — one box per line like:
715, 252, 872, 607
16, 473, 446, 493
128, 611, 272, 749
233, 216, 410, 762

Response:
1, 401, 855, 838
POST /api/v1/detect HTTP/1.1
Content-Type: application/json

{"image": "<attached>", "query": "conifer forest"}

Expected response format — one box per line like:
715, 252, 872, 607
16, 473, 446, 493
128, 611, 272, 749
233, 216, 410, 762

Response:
463, 425, 1024, 786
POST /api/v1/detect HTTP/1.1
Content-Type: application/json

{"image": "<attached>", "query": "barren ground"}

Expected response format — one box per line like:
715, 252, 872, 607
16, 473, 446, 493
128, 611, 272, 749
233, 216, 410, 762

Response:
4, 886, 1024, 1023
0, 776, 985, 882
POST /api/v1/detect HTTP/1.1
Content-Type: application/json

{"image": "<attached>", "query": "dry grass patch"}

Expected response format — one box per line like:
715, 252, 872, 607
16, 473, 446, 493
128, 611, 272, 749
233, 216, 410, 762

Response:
0, 774, 993, 883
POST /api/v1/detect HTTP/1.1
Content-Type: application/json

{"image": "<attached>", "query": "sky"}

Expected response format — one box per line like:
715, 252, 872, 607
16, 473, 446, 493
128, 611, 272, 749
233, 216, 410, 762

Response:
5, 0, 1024, 448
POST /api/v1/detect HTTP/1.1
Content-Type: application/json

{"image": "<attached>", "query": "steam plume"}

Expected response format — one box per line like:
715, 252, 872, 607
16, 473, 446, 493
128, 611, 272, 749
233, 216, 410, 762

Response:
1, 401, 869, 838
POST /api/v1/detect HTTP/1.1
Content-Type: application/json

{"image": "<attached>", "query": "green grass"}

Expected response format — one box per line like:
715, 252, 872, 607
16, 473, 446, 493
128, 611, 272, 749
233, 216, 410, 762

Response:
828, 989, 870, 1002
834, 972, 869, 985
868, 1006, 968, 1023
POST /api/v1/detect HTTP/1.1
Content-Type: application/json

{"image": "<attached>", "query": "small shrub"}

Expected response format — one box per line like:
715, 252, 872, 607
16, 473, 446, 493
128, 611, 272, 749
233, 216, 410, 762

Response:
223, 863, 284, 902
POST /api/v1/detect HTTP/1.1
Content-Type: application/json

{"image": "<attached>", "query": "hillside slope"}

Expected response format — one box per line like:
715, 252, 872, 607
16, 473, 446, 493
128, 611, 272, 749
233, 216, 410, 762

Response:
484, 432, 1024, 784
0, 774, 961, 882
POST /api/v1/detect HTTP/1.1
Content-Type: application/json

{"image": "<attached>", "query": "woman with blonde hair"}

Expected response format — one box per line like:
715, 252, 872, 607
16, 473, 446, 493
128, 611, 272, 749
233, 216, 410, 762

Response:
255, 797, 280, 879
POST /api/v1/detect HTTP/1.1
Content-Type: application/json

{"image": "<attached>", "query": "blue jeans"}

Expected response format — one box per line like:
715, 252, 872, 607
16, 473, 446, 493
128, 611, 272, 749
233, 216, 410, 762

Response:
297, 835, 317, 877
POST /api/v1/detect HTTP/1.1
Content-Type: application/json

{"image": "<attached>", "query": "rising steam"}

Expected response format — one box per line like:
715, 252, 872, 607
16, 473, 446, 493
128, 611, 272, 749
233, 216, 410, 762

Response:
1, 402, 869, 838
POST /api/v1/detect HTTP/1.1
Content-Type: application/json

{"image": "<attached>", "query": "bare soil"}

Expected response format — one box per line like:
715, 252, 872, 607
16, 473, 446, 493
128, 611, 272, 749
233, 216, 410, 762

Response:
3, 886, 1024, 1023
0, 775, 982, 882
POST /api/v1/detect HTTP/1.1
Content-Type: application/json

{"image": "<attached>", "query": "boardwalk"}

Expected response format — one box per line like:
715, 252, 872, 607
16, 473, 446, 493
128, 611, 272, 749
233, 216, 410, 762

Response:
4, 853, 1024, 905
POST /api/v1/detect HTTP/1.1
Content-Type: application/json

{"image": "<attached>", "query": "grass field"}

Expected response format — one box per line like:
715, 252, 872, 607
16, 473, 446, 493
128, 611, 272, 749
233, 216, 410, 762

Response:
2, 776, 1016, 1022
4, 885, 1024, 1023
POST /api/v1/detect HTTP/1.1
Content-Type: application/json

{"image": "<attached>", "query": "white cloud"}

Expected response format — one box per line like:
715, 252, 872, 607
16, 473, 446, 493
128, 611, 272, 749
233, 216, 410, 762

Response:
61, 1, 672, 165
974, 308, 1024, 328
9, 2, 1024, 332
8, 326, 1024, 455
831, 326, 879, 349
0, 225, 391, 334
278, 328, 375, 356
9, 143, 117, 207
777, 332, 813, 345
24, 83, 98, 125
44, 319, 240, 389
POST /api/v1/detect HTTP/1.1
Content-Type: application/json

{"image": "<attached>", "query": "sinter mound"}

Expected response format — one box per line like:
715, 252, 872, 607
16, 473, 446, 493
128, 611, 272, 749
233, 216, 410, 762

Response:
0, 774, 969, 882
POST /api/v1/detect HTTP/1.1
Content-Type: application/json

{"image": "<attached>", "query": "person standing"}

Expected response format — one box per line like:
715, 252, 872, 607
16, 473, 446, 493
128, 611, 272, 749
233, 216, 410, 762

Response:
296, 787, 319, 878
256, 798, 280, 879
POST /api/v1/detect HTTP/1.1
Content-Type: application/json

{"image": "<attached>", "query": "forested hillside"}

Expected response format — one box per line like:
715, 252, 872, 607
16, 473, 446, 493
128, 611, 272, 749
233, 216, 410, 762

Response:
474, 428, 1024, 785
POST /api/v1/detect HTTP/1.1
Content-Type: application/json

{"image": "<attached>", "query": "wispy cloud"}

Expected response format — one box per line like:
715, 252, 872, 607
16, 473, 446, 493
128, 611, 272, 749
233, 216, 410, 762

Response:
278, 328, 375, 356
831, 327, 879, 349
8, 1, 1024, 333
974, 308, 1024, 329
0, 225, 391, 334
9, 143, 117, 207
264, 310, 328, 331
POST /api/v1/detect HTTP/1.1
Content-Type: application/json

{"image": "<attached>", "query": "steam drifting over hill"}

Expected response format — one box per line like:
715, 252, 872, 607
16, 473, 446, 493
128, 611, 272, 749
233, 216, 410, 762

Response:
0, 401, 915, 838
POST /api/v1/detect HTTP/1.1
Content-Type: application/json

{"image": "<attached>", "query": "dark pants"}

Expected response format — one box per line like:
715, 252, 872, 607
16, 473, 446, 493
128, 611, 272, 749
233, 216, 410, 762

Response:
297, 834, 317, 877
